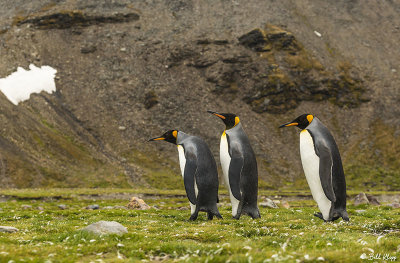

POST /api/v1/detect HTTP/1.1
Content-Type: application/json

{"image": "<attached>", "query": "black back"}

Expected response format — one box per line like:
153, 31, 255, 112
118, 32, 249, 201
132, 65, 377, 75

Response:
226, 123, 259, 218
307, 118, 347, 219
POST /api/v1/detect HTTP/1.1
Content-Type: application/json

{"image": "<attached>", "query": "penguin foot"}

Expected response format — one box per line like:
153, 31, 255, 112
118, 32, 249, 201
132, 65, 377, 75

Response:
342, 211, 350, 221
247, 209, 261, 219
189, 214, 198, 221
232, 215, 241, 220
213, 212, 223, 219
207, 212, 214, 220
314, 212, 324, 220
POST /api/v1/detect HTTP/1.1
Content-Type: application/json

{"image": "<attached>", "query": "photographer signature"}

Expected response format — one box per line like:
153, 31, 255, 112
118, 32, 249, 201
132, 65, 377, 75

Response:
361, 253, 397, 261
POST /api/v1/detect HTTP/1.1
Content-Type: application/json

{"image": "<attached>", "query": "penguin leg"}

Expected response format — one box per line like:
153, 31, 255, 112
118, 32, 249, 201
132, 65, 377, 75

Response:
233, 201, 244, 220
189, 205, 200, 221
189, 211, 199, 221
207, 212, 214, 220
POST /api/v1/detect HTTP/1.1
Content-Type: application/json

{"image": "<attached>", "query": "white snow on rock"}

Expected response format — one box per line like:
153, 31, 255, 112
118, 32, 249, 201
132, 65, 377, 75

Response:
0, 64, 57, 105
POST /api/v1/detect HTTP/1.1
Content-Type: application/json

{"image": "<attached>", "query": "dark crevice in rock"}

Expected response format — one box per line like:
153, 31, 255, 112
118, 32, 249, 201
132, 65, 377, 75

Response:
144, 91, 159, 109
15, 11, 140, 29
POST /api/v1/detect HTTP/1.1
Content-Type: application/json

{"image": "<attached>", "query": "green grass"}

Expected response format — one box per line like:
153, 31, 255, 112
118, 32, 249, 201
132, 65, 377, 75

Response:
0, 189, 399, 262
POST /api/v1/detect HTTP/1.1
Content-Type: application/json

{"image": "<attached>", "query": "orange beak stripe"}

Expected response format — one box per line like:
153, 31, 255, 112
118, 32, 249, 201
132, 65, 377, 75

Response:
153, 137, 165, 141
285, 122, 298, 127
213, 113, 226, 119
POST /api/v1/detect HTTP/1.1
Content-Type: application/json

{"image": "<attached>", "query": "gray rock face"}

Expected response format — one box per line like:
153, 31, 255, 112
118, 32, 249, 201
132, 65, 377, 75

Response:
259, 198, 278, 208
0, 0, 399, 191
0, 226, 19, 233
82, 221, 127, 235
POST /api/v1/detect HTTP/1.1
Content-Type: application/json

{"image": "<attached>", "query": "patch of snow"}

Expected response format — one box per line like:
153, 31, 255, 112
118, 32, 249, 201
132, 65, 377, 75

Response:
0, 64, 57, 105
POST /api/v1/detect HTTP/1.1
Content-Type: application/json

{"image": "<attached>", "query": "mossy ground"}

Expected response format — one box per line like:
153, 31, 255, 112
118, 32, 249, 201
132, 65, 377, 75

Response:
0, 189, 399, 262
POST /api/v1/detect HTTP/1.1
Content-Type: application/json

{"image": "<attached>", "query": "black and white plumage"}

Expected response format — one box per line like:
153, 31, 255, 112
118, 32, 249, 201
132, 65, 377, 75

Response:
280, 114, 349, 222
209, 111, 260, 219
149, 130, 222, 221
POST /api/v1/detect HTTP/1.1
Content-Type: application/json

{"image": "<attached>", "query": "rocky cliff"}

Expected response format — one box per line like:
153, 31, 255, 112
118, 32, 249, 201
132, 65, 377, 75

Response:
0, 0, 399, 190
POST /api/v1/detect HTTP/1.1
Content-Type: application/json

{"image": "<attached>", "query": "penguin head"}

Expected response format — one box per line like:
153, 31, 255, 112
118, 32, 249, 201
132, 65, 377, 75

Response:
279, 114, 314, 130
208, 110, 240, 130
148, 130, 178, 144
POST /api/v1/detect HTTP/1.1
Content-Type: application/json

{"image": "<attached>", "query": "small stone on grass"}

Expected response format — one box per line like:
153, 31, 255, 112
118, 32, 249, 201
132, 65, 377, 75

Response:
0, 226, 19, 233
82, 221, 127, 236
354, 193, 369, 206
86, 204, 100, 210
127, 197, 151, 210
259, 198, 278, 208
58, 204, 68, 210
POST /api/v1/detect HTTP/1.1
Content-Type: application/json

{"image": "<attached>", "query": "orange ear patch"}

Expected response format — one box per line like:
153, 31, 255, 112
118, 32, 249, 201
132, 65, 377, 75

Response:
307, 115, 314, 123
172, 130, 178, 138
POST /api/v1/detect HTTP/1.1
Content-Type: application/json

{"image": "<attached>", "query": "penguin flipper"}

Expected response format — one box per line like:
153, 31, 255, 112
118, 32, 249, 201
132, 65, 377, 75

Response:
183, 156, 198, 205
228, 156, 243, 200
317, 144, 336, 202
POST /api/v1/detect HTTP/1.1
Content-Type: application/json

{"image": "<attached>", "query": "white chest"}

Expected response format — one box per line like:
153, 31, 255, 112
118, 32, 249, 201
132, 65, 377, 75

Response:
219, 132, 240, 215
177, 145, 186, 178
220, 132, 231, 180
300, 130, 331, 220
177, 145, 198, 210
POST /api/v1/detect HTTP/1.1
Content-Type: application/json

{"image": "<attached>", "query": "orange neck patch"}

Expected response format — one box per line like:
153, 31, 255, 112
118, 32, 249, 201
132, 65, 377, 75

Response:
307, 115, 314, 123
172, 130, 178, 138
234, 117, 240, 127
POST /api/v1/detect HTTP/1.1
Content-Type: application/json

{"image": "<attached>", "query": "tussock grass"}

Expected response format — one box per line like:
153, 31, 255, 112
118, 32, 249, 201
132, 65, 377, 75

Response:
0, 189, 399, 262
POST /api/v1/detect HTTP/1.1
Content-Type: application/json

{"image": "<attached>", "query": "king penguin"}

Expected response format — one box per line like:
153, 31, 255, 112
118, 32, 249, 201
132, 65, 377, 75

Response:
279, 114, 349, 222
149, 130, 222, 221
208, 111, 260, 219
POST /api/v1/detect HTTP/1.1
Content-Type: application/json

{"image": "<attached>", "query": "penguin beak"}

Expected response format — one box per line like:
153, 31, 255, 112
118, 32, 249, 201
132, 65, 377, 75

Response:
148, 136, 165, 142
279, 122, 298, 128
207, 110, 226, 119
